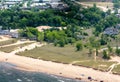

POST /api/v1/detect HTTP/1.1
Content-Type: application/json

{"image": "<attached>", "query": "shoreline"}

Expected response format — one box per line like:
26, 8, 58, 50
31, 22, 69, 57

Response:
0, 52, 120, 82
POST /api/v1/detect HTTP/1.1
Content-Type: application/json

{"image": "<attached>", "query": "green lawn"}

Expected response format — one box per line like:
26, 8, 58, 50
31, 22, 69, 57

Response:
0, 42, 33, 53
112, 65, 120, 74
17, 44, 116, 72
73, 60, 116, 71
17, 44, 93, 63
0, 39, 17, 46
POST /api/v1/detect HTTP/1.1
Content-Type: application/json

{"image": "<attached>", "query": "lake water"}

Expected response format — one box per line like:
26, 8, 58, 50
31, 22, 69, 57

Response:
0, 62, 84, 82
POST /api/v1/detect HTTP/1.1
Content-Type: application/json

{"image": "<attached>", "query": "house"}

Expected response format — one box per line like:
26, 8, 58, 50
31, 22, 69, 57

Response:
38, 0, 61, 3
0, 29, 19, 38
0, 0, 22, 9
31, 3, 51, 9
49, 2, 68, 10
39, 0, 51, 3
103, 27, 119, 35
0, 30, 10, 35
0, 0, 62, 10
116, 14, 120, 18
5, 0, 22, 2
118, 9, 120, 14
9, 32, 19, 38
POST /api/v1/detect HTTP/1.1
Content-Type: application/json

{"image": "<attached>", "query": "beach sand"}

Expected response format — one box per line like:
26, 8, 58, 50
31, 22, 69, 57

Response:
0, 51, 120, 82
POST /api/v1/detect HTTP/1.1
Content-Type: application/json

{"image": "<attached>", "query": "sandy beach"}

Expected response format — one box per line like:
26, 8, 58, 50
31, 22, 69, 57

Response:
0, 51, 120, 82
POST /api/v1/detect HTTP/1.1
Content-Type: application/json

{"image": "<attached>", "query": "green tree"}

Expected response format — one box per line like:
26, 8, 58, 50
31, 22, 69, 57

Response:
58, 39, 65, 47
89, 37, 100, 60
103, 50, 110, 59
37, 32, 44, 42
115, 46, 120, 56
19, 17, 28, 28
27, 31, 35, 39
19, 27, 44, 42
76, 42, 83, 51
107, 45, 113, 53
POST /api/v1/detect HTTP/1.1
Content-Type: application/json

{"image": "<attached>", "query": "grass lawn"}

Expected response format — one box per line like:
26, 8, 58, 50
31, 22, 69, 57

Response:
73, 60, 116, 71
112, 65, 120, 74
0, 39, 17, 46
17, 44, 116, 71
0, 42, 33, 53
17, 44, 93, 63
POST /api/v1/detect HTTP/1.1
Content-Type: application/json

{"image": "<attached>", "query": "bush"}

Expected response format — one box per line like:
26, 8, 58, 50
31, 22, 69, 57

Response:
115, 46, 120, 56
58, 39, 65, 47
83, 32, 88, 36
54, 40, 58, 46
102, 50, 110, 59
100, 39, 107, 45
76, 42, 83, 51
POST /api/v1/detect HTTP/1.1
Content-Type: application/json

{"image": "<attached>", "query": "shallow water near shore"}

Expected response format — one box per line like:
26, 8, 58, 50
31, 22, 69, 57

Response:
0, 62, 83, 82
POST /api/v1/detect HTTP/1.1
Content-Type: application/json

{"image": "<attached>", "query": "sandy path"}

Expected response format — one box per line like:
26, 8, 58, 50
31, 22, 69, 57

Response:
0, 40, 34, 47
10, 42, 45, 54
0, 35, 9, 42
106, 56, 120, 74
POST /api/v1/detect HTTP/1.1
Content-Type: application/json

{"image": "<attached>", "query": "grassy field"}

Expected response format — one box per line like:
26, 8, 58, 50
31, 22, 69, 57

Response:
73, 60, 116, 71
0, 42, 33, 53
17, 44, 92, 63
0, 39, 17, 46
112, 65, 120, 74
17, 44, 115, 71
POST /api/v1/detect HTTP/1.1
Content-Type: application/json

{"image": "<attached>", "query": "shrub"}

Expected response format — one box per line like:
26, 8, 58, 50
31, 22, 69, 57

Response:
76, 42, 83, 51
102, 50, 110, 59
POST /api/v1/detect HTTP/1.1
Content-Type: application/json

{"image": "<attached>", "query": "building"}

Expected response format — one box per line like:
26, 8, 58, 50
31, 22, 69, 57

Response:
103, 27, 119, 35
118, 9, 120, 14
0, 29, 19, 38
39, 0, 50, 2
5, 0, 22, 1
0, 0, 62, 10
116, 14, 120, 18
0, 30, 10, 35
48, 2, 68, 10
6, 32, 19, 38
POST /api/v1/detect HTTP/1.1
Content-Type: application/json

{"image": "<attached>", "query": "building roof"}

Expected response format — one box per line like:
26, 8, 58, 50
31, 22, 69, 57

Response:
104, 27, 119, 35
5, 0, 22, 2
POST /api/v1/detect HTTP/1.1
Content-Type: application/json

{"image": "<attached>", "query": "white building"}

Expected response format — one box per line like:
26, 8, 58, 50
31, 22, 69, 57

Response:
39, 0, 61, 2
118, 9, 120, 14
5, 0, 22, 2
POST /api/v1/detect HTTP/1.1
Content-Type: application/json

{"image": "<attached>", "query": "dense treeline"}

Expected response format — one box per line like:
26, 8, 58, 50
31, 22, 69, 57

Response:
0, 1, 119, 31
0, 9, 65, 29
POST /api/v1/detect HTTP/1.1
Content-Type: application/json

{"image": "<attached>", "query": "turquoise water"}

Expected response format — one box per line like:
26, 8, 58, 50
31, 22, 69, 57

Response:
0, 62, 84, 82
